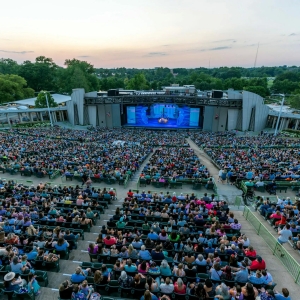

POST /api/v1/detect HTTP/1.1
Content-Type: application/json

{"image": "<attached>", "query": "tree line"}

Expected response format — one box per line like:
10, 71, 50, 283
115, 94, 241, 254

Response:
0, 56, 300, 108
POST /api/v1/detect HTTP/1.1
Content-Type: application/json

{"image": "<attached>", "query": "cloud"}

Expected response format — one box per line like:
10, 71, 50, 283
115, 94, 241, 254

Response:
212, 39, 236, 43
0, 50, 33, 54
200, 46, 232, 52
289, 33, 296, 36
77, 55, 91, 58
146, 52, 168, 57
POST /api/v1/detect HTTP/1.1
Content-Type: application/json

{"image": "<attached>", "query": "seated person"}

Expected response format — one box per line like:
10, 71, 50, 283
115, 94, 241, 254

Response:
71, 267, 91, 283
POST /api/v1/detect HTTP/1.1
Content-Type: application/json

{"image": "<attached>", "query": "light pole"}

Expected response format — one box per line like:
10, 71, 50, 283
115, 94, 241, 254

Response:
43, 91, 53, 127
273, 94, 285, 136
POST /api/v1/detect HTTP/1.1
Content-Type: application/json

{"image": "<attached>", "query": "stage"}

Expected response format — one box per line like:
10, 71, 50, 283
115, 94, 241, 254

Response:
123, 118, 200, 129
123, 103, 203, 130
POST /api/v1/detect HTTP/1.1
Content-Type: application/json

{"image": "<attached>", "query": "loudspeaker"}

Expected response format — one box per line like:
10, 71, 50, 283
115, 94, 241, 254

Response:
212, 90, 223, 98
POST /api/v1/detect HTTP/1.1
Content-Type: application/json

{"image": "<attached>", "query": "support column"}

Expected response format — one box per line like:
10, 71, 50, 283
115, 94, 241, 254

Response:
40, 112, 43, 121
7, 114, 11, 127
295, 119, 299, 131
285, 118, 290, 129
272, 117, 277, 129
53, 112, 57, 123
29, 113, 33, 122
279, 118, 285, 131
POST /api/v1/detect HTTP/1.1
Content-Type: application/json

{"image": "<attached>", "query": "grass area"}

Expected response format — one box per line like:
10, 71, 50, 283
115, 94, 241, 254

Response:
267, 79, 274, 88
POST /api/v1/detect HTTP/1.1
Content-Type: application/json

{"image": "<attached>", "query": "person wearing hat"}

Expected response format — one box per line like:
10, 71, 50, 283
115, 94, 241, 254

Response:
4, 272, 26, 291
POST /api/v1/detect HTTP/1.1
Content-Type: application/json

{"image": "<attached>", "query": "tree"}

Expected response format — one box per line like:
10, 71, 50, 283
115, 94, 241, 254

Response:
0, 58, 19, 74
57, 59, 100, 94
125, 73, 149, 90
244, 86, 268, 98
0, 74, 34, 104
287, 94, 300, 110
18, 57, 59, 91
35, 92, 58, 108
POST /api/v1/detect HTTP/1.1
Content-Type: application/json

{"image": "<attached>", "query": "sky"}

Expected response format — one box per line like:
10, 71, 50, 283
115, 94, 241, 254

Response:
0, 0, 299, 68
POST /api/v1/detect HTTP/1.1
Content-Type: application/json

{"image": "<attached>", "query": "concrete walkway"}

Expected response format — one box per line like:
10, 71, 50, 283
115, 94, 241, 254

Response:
187, 138, 243, 204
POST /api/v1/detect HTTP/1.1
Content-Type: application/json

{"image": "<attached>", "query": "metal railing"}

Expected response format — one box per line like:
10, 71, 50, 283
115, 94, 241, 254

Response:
243, 206, 300, 284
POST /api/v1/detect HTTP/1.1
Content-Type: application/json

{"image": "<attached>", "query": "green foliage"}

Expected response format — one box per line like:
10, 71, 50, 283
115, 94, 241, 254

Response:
287, 94, 300, 110
1, 56, 300, 98
0, 58, 19, 74
13, 122, 51, 128
125, 73, 149, 90
18, 56, 58, 92
35, 92, 58, 108
244, 86, 269, 98
0, 74, 34, 104
272, 71, 300, 94
57, 59, 99, 94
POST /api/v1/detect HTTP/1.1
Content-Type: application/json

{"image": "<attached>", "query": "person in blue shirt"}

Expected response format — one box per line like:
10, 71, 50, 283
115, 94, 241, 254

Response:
53, 237, 69, 251
233, 263, 249, 283
274, 288, 291, 300
138, 245, 152, 260
27, 247, 38, 261
124, 259, 138, 272
70, 267, 88, 283
140, 290, 158, 300
248, 270, 265, 285
204, 242, 215, 254
261, 269, 273, 285
147, 230, 158, 240
159, 260, 172, 276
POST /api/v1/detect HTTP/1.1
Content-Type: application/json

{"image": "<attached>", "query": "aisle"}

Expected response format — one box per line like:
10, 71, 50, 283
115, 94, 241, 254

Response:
187, 137, 242, 204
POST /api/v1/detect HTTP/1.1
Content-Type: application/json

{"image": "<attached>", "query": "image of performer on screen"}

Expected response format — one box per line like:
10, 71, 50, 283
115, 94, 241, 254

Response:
158, 117, 168, 124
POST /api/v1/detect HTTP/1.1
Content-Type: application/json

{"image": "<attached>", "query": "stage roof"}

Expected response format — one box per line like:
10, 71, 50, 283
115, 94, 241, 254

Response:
9, 94, 71, 107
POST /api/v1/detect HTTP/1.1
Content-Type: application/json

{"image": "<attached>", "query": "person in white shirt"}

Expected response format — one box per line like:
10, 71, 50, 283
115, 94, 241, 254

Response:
218, 169, 224, 182
277, 197, 283, 205
278, 224, 292, 244
160, 277, 174, 293
255, 180, 265, 187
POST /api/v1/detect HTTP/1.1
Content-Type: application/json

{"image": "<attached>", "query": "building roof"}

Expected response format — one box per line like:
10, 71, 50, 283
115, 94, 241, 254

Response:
9, 94, 71, 107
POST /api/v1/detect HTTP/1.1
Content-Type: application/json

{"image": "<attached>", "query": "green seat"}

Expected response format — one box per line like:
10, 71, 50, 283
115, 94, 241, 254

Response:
105, 280, 119, 293
35, 270, 49, 287
14, 289, 35, 300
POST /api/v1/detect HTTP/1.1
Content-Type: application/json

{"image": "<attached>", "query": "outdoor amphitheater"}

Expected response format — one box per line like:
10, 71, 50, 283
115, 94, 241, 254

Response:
0, 126, 297, 300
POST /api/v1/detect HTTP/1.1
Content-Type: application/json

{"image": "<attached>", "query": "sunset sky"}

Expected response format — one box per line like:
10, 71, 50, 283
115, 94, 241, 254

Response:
0, 0, 299, 68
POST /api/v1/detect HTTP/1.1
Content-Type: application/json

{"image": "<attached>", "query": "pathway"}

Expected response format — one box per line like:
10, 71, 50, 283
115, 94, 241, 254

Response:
187, 137, 242, 204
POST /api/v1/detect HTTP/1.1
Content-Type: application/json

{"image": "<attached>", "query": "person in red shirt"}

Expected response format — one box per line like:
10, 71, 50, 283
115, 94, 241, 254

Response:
103, 235, 117, 246
244, 246, 257, 257
174, 278, 186, 294
127, 190, 133, 198
269, 211, 281, 220
248, 256, 266, 270
275, 215, 287, 227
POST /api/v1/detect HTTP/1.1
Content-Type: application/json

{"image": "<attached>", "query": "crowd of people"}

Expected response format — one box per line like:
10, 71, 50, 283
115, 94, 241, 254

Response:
141, 147, 210, 182
74, 190, 292, 300
256, 195, 300, 252
0, 127, 296, 300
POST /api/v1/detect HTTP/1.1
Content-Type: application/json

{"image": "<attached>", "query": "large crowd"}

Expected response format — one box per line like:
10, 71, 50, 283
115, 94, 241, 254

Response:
0, 128, 296, 300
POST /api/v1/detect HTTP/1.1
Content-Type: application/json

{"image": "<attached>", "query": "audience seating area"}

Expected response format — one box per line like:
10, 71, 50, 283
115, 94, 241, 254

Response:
75, 190, 278, 300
